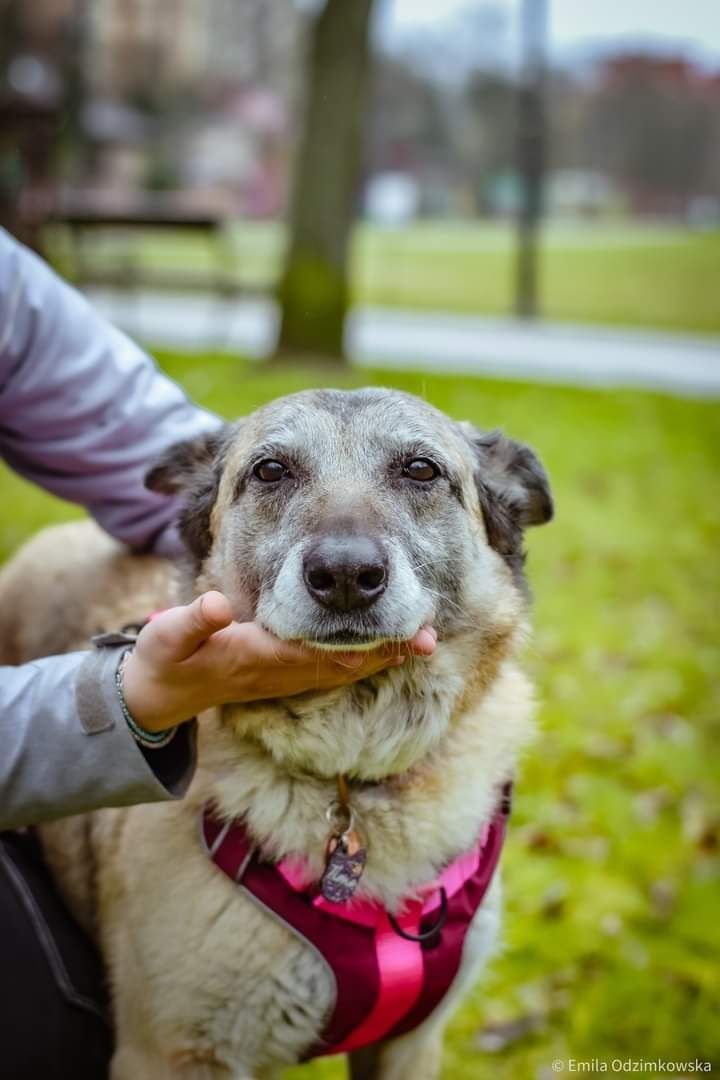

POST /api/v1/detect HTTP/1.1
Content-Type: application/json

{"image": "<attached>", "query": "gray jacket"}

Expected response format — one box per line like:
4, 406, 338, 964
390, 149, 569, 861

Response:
0, 228, 222, 829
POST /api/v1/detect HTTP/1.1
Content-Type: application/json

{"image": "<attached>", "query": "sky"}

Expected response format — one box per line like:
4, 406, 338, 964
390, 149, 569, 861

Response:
381, 0, 720, 66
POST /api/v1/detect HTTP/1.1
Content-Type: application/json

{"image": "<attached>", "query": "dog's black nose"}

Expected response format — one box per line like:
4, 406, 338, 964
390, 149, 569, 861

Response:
303, 535, 388, 612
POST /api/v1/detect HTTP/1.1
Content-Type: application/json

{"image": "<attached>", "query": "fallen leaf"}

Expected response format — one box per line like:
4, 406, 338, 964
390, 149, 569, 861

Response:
649, 878, 677, 920
475, 1013, 545, 1053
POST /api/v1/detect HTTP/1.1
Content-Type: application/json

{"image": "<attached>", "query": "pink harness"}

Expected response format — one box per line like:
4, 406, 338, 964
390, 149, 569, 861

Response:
200, 784, 511, 1058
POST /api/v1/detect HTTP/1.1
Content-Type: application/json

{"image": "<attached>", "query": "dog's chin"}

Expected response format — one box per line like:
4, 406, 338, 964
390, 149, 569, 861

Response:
260, 618, 414, 652
296, 632, 394, 652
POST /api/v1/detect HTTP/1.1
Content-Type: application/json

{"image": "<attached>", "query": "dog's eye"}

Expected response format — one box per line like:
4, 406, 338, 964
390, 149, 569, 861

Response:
403, 458, 439, 482
253, 459, 289, 483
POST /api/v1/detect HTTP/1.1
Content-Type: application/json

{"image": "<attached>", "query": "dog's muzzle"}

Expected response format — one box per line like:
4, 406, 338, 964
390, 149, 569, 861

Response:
302, 534, 388, 613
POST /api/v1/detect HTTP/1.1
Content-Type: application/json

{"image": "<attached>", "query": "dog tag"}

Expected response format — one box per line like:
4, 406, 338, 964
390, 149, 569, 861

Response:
320, 829, 367, 904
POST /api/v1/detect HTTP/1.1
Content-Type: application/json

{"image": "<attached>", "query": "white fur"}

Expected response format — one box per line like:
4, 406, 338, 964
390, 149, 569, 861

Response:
255, 536, 432, 648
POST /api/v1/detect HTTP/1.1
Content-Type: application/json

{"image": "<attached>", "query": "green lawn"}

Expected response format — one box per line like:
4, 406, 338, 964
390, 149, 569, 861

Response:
1, 357, 718, 1077
46, 220, 720, 335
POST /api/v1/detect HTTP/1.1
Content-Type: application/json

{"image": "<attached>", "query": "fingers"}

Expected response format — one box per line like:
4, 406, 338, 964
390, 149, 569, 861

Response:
197, 591, 235, 631
227, 621, 324, 666
148, 591, 234, 662
190, 618, 440, 703
406, 625, 438, 656
327, 624, 438, 676
331, 652, 366, 670
230, 622, 439, 671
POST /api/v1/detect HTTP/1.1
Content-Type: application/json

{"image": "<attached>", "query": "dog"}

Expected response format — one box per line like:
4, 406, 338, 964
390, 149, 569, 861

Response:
0, 387, 552, 1078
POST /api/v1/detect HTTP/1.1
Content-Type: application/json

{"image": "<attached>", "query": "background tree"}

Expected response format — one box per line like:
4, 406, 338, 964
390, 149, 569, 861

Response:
275, 0, 375, 362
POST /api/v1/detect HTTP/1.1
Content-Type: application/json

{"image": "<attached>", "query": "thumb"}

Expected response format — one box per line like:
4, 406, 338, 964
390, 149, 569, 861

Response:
148, 591, 234, 662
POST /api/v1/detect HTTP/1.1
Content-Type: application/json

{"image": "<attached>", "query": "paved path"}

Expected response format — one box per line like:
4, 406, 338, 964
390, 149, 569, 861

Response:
86, 288, 720, 398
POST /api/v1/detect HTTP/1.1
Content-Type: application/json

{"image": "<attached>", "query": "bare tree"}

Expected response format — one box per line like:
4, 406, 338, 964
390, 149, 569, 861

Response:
275, 0, 375, 362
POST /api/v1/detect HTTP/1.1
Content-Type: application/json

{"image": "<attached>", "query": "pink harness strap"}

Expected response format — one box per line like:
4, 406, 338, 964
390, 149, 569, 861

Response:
201, 785, 511, 1057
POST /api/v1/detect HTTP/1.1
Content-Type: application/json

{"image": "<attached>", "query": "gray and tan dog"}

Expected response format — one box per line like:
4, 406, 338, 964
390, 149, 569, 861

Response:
1, 388, 552, 1079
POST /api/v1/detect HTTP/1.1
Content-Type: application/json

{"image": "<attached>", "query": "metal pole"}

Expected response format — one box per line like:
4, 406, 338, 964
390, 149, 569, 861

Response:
515, 0, 547, 319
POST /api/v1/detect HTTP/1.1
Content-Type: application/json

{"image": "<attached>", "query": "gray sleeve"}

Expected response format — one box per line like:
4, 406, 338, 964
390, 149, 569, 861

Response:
0, 647, 197, 830
0, 228, 222, 556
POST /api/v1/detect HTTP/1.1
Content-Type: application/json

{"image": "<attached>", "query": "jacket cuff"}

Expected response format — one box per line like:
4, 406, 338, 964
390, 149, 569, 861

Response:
136, 722, 196, 796
75, 645, 197, 801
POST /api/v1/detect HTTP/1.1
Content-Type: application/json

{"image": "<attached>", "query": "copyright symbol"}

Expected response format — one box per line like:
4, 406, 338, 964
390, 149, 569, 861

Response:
552, 1063, 564, 1073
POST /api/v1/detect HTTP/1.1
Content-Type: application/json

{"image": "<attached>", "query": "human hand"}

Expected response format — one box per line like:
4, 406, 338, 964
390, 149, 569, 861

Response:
121, 591, 437, 733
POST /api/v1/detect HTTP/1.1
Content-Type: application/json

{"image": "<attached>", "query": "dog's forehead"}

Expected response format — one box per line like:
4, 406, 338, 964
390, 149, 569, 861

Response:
237, 388, 463, 460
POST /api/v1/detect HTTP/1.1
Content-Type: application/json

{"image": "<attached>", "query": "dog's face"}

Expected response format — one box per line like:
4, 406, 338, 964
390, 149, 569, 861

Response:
147, 388, 552, 650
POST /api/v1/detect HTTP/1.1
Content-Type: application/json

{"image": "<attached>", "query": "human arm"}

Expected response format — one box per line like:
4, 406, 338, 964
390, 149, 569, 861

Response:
0, 228, 221, 556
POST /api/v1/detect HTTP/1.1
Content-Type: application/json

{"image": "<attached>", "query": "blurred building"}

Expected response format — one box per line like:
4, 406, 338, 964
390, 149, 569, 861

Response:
87, 0, 298, 101
585, 53, 720, 216
87, 0, 204, 96
80, 0, 299, 214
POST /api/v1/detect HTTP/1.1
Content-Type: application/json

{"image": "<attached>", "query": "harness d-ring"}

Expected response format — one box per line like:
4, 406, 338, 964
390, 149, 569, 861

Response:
325, 799, 354, 835
388, 887, 448, 943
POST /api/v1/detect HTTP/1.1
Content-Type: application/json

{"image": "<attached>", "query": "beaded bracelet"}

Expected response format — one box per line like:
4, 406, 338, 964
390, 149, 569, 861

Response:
115, 649, 177, 750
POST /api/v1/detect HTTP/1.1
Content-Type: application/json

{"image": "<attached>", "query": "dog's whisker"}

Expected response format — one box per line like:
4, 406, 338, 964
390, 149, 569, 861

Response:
414, 583, 466, 620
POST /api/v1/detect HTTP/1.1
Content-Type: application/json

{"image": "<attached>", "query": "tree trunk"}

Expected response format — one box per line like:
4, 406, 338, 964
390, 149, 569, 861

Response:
275, 0, 375, 362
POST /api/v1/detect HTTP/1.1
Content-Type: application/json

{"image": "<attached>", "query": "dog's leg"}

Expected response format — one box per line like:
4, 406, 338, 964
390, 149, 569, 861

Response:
112, 1044, 235, 1080
111, 1043, 175, 1080
109, 946, 234, 1080
348, 1036, 442, 1080
371, 1029, 443, 1080
348, 1045, 384, 1080
352, 877, 503, 1080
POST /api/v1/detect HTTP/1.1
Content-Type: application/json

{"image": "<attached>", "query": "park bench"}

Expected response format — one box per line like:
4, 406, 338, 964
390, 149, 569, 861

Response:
46, 198, 239, 296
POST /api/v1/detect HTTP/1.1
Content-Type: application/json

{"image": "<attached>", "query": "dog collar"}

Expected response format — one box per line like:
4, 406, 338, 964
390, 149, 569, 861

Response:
200, 782, 511, 1057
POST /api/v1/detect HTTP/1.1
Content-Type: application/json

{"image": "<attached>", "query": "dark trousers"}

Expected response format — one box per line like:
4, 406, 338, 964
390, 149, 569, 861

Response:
0, 831, 113, 1079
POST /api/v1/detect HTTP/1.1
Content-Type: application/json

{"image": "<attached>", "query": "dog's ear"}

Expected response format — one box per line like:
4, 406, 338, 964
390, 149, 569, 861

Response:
145, 426, 230, 562
470, 428, 553, 529
145, 428, 227, 495
461, 424, 553, 580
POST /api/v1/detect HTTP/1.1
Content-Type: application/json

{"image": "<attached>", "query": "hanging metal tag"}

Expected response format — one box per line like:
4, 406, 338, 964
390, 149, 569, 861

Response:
320, 826, 367, 903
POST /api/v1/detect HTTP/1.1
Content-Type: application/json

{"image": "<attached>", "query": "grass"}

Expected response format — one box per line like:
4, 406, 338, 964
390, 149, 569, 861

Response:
45, 220, 720, 335
1, 356, 718, 1077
